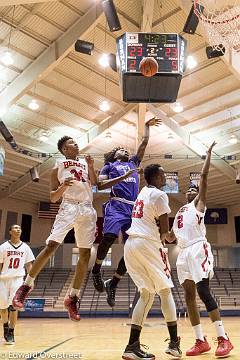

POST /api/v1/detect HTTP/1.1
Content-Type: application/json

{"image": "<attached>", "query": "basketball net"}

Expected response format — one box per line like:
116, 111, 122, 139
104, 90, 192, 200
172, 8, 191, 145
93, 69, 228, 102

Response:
193, 0, 240, 53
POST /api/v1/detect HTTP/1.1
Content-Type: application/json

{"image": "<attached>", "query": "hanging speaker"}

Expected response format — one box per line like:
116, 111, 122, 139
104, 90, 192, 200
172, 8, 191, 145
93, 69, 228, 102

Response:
183, 4, 203, 34
74, 40, 94, 55
30, 166, 39, 182
0, 121, 14, 143
101, 0, 121, 32
109, 53, 117, 72
206, 45, 225, 58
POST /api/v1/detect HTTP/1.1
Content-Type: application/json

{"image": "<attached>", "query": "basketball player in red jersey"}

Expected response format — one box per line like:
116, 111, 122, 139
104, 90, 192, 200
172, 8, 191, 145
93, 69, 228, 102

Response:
12, 136, 98, 321
171, 142, 233, 357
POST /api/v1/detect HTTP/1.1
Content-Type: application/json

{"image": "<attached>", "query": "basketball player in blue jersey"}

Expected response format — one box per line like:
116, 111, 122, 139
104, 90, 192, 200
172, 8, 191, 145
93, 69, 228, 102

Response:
92, 117, 161, 307
13, 136, 98, 321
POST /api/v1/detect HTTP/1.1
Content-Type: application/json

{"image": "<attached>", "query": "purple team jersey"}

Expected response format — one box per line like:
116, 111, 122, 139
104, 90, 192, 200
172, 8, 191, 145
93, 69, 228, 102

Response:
100, 155, 140, 202
100, 155, 141, 237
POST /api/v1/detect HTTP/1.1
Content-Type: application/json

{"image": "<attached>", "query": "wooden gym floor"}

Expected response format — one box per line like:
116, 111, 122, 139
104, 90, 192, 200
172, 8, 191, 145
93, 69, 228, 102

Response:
0, 317, 239, 359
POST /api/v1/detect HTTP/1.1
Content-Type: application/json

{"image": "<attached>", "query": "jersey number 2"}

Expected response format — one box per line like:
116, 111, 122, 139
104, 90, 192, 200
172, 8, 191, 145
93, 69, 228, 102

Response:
9, 258, 20, 269
177, 215, 183, 228
132, 200, 144, 218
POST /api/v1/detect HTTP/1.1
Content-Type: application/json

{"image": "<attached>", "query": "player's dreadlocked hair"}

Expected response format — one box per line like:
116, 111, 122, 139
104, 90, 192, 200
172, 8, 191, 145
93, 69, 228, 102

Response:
188, 184, 199, 192
57, 136, 72, 154
104, 146, 122, 164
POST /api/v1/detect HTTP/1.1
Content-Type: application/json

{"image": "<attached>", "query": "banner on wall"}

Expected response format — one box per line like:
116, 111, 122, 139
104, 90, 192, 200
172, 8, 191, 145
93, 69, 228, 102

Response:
205, 208, 228, 224
0, 147, 5, 176
189, 172, 201, 188
24, 298, 45, 312
163, 172, 179, 193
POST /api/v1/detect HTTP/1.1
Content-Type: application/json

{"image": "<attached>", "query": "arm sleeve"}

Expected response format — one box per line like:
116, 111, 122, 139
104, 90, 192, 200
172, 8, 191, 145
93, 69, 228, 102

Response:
25, 246, 35, 264
129, 154, 141, 167
99, 164, 111, 181
154, 192, 171, 216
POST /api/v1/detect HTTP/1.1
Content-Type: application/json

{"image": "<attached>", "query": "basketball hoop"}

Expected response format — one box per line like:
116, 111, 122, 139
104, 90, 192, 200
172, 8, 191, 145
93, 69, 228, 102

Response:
193, 0, 240, 53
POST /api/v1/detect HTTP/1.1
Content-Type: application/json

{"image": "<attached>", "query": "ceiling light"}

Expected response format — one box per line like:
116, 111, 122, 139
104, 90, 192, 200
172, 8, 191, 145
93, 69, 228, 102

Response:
1, 51, 14, 66
99, 53, 110, 68
0, 107, 7, 117
173, 102, 183, 113
105, 130, 112, 142
28, 99, 39, 111
167, 133, 175, 143
99, 100, 110, 112
186, 55, 197, 69
39, 131, 48, 142
229, 134, 238, 144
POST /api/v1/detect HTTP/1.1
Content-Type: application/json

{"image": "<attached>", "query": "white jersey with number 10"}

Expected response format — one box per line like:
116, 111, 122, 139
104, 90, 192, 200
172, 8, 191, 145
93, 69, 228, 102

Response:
173, 200, 206, 249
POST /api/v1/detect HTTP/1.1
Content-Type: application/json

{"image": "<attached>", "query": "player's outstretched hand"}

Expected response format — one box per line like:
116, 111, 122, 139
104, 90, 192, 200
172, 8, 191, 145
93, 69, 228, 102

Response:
145, 117, 162, 127
85, 154, 94, 167
207, 141, 217, 153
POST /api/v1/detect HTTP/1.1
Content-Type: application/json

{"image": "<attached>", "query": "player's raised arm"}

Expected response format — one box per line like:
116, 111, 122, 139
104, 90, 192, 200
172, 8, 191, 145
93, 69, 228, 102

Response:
50, 167, 73, 203
136, 117, 161, 161
98, 168, 139, 190
85, 155, 98, 186
196, 141, 216, 211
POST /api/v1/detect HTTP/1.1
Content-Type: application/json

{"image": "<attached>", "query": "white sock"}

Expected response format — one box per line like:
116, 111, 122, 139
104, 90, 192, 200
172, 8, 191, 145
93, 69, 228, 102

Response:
70, 288, 79, 297
24, 275, 35, 287
193, 324, 204, 341
214, 320, 228, 339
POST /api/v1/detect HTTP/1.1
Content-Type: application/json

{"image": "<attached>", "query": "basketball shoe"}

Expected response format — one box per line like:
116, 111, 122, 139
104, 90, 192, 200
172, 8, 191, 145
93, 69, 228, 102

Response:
186, 337, 211, 356
12, 284, 32, 309
105, 279, 116, 307
165, 336, 182, 358
122, 341, 155, 360
6, 328, 15, 345
92, 272, 104, 292
64, 295, 80, 321
215, 335, 233, 357
3, 323, 9, 342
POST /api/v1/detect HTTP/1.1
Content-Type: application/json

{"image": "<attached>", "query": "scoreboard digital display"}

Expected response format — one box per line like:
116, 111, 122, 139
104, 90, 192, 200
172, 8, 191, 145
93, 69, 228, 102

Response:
116, 32, 187, 103
117, 32, 186, 75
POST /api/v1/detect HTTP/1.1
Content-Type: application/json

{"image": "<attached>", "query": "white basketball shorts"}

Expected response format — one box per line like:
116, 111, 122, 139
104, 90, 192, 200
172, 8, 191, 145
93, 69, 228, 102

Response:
46, 201, 97, 248
0, 277, 23, 309
124, 236, 173, 294
176, 240, 214, 285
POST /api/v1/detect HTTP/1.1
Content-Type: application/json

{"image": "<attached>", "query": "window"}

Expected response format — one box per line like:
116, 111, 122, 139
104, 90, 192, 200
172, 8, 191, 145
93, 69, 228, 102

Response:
234, 216, 240, 243
5, 211, 18, 239
21, 214, 32, 243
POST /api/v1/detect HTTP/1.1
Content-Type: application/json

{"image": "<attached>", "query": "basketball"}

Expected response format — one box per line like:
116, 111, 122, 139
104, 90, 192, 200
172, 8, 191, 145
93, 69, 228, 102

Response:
139, 57, 158, 77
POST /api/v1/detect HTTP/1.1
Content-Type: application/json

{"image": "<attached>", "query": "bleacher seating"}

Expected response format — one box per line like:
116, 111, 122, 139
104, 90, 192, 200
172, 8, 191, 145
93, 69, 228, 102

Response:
28, 267, 240, 314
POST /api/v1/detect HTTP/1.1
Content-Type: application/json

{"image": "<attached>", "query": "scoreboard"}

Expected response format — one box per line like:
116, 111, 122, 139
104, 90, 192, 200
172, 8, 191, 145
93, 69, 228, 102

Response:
117, 32, 187, 103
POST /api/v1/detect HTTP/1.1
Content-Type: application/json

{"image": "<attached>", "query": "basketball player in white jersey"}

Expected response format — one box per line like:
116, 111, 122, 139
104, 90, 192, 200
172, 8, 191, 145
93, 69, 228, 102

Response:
122, 164, 182, 360
171, 142, 233, 357
0, 224, 35, 344
13, 136, 98, 321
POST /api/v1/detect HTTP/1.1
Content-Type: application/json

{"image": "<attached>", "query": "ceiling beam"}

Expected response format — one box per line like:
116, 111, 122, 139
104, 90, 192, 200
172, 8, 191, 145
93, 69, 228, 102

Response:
0, 2, 103, 109
0, 0, 58, 5
148, 104, 236, 181
0, 104, 137, 200
177, 0, 240, 81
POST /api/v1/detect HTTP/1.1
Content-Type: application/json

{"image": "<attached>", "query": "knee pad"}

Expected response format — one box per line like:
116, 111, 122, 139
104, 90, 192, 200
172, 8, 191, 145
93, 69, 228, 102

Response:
158, 288, 177, 322
96, 233, 117, 261
103, 233, 117, 247
116, 257, 127, 277
197, 280, 218, 312
8, 305, 16, 312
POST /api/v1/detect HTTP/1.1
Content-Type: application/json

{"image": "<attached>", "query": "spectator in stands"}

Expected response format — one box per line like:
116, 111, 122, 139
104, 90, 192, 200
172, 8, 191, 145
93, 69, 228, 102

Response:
171, 142, 234, 357
0, 224, 34, 344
